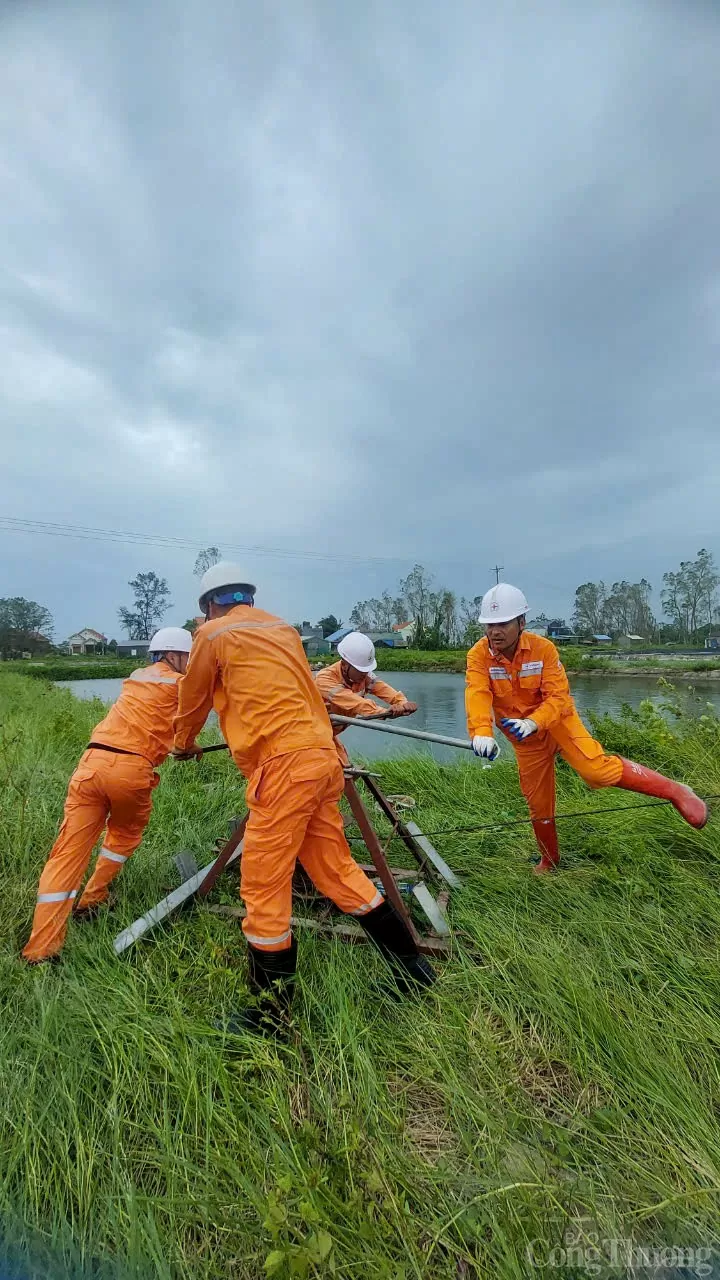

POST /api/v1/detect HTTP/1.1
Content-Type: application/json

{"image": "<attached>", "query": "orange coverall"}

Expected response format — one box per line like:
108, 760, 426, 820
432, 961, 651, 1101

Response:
314, 661, 407, 764
173, 606, 381, 951
23, 662, 182, 962
466, 631, 623, 822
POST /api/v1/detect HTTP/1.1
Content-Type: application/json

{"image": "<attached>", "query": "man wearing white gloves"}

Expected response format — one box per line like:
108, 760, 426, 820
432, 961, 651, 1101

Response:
466, 584, 707, 873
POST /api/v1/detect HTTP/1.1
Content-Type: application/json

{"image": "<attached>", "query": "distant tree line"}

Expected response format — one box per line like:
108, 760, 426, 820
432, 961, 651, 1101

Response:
5, 546, 718, 662
348, 565, 482, 649
0, 598, 54, 659
569, 550, 719, 643
347, 550, 720, 650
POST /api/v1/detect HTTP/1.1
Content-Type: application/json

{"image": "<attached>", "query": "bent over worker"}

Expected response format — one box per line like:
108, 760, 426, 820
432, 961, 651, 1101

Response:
315, 631, 417, 764
466, 584, 707, 874
22, 627, 193, 963
173, 562, 435, 1035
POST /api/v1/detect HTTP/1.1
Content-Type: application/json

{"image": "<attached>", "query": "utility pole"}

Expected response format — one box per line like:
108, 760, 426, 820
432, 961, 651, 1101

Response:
490, 565, 504, 585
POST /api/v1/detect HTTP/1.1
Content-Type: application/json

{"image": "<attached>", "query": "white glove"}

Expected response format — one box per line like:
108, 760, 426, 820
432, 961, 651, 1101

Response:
472, 735, 499, 760
501, 717, 538, 742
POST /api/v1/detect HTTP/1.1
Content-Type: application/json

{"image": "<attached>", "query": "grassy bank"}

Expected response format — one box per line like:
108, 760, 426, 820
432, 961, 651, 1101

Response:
314, 647, 720, 678
1, 673, 720, 1276
3, 658, 139, 681
10, 649, 720, 683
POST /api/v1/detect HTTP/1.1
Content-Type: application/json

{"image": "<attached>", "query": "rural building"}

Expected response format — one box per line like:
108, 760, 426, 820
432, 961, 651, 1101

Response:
367, 631, 407, 649
325, 625, 407, 652
392, 621, 416, 643
547, 624, 576, 643
18, 631, 53, 659
298, 622, 331, 658
117, 640, 151, 659
591, 634, 613, 646
326, 627, 353, 651
66, 628, 107, 655
617, 634, 645, 650
705, 634, 720, 651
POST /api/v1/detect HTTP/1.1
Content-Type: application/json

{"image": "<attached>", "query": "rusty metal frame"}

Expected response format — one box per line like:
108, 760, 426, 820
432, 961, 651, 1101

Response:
114, 765, 455, 956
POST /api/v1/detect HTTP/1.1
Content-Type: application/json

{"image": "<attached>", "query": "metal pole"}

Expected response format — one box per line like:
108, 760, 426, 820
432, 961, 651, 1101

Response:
185, 719, 476, 755
330, 713, 473, 752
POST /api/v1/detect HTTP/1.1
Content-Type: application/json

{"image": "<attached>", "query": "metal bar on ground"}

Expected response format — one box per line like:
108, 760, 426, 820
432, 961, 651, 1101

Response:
403, 821, 462, 889
113, 837, 245, 955
412, 882, 450, 937
330, 714, 474, 752
173, 850, 200, 882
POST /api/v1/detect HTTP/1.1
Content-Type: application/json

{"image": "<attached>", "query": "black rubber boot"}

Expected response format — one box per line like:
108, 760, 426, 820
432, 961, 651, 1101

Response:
358, 900, 437, 993
222, 938, 297, 1038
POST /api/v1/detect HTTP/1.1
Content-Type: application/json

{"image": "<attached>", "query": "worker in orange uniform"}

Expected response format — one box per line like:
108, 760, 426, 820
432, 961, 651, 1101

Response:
22, 627, 193, 964
466, 584, 708, 874
173, 563, 435, 1035
315, 631, 418, 764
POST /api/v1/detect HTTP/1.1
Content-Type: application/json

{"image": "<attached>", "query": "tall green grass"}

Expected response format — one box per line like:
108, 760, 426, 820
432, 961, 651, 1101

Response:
4, 659, 138, 682
1, 673, 719, 1276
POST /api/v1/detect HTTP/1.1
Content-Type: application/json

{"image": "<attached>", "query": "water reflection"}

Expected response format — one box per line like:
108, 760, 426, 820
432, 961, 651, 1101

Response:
58, 670, 720, 764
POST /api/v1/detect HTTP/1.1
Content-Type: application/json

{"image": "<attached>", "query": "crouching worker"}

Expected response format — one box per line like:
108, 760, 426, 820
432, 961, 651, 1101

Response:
466, 584, 707, 874
22, 627, 193, 963
173, 563, 435, 1036
315, 631, 417, 765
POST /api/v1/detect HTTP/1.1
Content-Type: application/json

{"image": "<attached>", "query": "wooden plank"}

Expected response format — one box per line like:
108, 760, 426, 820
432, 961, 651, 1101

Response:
207, 904, 367, 942
206, 905, 449, 955
358, 864, 420, 881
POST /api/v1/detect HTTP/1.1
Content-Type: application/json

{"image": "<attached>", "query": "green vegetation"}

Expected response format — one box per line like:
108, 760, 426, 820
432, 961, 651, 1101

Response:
3, 658, 139, 682
1, 672, 720, 1275
313, 649, 471, 673
7, 647, 720, 685
316, 646, 720, 678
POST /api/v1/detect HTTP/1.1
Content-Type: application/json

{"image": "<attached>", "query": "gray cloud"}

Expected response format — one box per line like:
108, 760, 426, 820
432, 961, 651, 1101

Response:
1, 0, 719, 638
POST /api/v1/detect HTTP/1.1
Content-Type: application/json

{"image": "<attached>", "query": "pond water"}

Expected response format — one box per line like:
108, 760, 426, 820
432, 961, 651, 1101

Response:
57, 671, 720, 763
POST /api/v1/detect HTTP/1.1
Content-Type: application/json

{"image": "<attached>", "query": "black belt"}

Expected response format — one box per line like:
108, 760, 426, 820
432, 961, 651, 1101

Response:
87, 742, 149, 762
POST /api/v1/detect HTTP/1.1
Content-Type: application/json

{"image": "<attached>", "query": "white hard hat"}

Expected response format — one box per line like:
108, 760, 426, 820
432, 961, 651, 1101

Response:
148, 627, 193, 654
198, 561, 257, 611
337, 631, 377, 673
478, 583, 529, 624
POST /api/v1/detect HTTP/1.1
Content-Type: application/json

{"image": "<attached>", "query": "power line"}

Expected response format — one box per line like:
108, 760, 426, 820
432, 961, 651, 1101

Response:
490, 564, 504, 585
0, 515, 411, 569
346, 794, 720, 843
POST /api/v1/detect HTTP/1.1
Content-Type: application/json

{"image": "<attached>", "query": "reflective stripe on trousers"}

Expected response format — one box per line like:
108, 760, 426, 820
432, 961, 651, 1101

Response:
98, 848, 128, 863
349, 890, 383, 916
21, 752, 156, 963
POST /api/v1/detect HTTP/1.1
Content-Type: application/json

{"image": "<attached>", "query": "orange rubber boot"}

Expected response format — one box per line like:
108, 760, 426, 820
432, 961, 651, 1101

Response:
531, 819, 560, 875
617, 759, 708, 829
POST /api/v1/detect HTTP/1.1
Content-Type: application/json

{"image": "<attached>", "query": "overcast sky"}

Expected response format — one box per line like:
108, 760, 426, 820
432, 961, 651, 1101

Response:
2, 0, 719, 641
